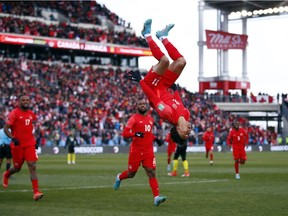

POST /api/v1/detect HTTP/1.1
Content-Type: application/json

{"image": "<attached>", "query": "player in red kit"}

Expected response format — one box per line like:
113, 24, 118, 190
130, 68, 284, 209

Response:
125, 19, 191, 145
165, 132, 177, 171
226, 120, 249, 180
113, 99, 166, 206
2, 95, 44, 201
202, 127, 215, 165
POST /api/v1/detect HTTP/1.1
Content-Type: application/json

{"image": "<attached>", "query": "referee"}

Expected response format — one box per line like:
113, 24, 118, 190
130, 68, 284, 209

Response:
0, 119, 12, 172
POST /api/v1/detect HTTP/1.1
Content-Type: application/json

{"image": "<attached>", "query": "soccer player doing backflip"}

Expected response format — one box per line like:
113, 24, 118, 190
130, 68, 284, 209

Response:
126, 19, 191, 145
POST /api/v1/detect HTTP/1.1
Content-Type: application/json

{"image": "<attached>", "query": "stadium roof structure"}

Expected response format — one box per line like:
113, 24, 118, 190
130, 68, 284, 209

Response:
197, 0, 288, 96
203, 0, 288, 15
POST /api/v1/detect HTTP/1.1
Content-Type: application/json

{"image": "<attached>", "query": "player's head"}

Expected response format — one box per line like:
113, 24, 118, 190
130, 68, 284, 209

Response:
136, 98, 148, 115
170, 122, 191, 144
233, 120, 240, 130
18, 95, 30, 110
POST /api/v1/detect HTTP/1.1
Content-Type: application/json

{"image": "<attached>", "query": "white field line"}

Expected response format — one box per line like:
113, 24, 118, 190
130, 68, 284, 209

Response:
0, 179, 229, 193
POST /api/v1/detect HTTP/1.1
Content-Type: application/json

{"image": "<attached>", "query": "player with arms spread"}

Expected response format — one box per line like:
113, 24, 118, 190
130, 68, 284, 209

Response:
226, 120, 249, 180
125, 19, 191, 145
2, 95, 44, 201
113, 98, 166, 206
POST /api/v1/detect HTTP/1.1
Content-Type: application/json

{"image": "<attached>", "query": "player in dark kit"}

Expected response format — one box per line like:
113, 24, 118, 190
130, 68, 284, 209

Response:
167, 139, 190, 177
125, 18, 191, 145
0, 119, 12, 172
2, 95, 44, 201
113, 99, 166, 206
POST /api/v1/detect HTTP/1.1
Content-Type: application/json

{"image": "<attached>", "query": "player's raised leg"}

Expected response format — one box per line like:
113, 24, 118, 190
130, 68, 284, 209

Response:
142, 19, 169, 76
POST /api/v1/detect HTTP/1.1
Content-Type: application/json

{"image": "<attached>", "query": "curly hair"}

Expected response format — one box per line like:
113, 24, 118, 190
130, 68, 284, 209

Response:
170, 126, 187, 145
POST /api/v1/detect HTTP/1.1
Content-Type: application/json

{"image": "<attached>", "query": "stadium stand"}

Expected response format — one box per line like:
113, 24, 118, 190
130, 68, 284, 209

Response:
0, 1, 284, 146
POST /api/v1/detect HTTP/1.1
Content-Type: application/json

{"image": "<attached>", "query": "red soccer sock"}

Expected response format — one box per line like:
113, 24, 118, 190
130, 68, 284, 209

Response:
210, 153, 214, 161
149, 177, 159, 197
119, 170, 129, 180
234, 162, 239, 174
146, 36, 165, 61
31, 179, 39, 193
162, 38, 183, 61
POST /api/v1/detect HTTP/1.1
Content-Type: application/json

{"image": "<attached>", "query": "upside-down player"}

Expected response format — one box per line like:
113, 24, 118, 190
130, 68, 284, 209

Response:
125, 18, 191, 146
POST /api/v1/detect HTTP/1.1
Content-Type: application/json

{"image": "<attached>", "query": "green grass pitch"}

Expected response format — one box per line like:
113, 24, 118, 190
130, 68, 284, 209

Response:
0, 151, 287, 216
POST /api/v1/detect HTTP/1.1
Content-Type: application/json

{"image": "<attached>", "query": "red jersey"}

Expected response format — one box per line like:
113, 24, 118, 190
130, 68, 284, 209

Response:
6, 108, 37, 147
202, 131, 215, 148
140, 80, 190, 125
226, 128, 248, 147
122, 113, 155, 154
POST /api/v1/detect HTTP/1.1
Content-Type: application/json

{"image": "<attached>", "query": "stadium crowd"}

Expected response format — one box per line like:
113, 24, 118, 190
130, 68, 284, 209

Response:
0, 2, 148, 47
0, 58, 279, 147
0, 1, 284, 147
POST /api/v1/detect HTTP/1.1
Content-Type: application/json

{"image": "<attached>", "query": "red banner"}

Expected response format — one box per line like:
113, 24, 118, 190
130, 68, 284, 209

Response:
0, 33, 152, 57
205, 30, 248, 50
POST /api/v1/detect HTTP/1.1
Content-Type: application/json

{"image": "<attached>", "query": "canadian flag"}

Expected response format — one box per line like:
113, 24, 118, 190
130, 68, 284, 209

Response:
205, 30, 248, 50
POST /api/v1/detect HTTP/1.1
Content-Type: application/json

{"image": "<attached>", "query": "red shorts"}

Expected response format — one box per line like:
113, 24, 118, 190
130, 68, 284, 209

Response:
11, 145, 38, 169
205, 144, 214, 152
232, 146, 247, 161
128, 152, 156, 172
144, 67, 179, 89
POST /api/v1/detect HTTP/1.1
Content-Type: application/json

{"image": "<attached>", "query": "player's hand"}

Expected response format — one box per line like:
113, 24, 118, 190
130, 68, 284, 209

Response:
134, 132, 144, 138
154, 138, 164, 146
35, 143, 39, 149
124, 70, 142, 83
12, 137, 20, 146
170, 83, 177, 91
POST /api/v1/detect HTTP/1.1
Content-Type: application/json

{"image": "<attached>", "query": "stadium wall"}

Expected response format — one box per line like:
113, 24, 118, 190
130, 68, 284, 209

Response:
37, 145, 288, 155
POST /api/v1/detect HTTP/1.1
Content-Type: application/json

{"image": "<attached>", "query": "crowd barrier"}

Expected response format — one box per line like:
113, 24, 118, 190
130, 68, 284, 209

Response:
37, 145, 288, 155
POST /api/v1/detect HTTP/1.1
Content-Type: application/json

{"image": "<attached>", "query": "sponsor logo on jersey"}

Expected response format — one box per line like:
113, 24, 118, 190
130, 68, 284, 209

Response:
157, 103, 165, 111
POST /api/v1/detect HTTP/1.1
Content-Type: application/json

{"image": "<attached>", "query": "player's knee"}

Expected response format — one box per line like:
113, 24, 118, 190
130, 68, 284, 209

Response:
159, 56, 170, 68
176, 57, 186, 69
147, 169, 155, 178
14, 167, 21, 173
128, 172, 136, 178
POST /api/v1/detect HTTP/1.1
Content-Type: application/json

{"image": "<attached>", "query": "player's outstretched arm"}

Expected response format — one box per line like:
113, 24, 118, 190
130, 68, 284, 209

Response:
124, 70, 142, 83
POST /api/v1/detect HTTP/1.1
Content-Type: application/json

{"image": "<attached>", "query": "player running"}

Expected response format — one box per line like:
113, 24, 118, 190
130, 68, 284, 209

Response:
113, 98, 166, 206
